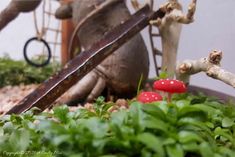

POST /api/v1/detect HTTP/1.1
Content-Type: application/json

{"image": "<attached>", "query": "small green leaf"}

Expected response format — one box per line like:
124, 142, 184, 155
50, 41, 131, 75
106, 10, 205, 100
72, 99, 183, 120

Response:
52, 135, 71, 146
155, 71, 168, 80
178, 131, 204, 143
205, 122, 214, 129
110, 110, 128, 126
166, 144, 184, 157
214, 127, 235, 146
80, 117, 108, 138
190, 97, 207, 104
142, 103, 166, 120
166, 105, 178, 124
99, 155, 118, 157
9, 129, 30, 151
53, 105, 70, 123
199, 142, 214, 157
178, 106, 206, 119
182, 142, 199, 152
3, 122, 15, 133
144, 115, 169, 133
163, 138, 176, 145
175, 100, 190, 109
193, 104, 219, 115
129, 102, 145, 132
95, 96, 105, 106
222, 117, 234, 128
137, 132, 165, 156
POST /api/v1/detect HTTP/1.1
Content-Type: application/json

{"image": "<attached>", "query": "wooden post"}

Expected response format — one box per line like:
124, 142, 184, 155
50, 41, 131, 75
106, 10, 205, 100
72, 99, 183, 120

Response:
61, 19, 74, 65
60, 0, 77, 65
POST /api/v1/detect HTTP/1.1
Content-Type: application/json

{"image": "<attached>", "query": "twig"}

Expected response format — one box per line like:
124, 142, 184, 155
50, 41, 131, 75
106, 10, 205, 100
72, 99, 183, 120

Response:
176, 50, 235, 88
150, 0, 197, 77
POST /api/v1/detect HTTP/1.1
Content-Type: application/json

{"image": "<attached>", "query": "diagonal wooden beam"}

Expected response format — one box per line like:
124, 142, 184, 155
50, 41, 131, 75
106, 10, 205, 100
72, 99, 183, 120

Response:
5, 5, 165, 114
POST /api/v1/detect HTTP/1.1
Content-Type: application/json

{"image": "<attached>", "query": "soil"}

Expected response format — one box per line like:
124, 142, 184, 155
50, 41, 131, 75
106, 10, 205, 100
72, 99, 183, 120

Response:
0, 84, 129, 114
0, 84, 37, 114
0, 84, 73, 114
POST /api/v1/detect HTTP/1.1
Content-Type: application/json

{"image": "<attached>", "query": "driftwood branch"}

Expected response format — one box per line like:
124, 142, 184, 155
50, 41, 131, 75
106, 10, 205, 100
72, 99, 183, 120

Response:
176, 50, 235, 88
0, 0, 41, 31
0, 2, 19, 31
149, 0, 197, 77
131, 0, 197, 77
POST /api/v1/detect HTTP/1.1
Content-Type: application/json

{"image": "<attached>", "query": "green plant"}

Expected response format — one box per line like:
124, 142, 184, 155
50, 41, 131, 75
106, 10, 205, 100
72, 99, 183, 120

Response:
0, 57, 60, 87
0, 93, 235, 157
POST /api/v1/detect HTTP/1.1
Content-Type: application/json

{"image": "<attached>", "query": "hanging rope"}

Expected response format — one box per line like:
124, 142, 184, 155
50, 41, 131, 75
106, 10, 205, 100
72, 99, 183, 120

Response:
33, 0, 46, 39
24, 0, 61, 67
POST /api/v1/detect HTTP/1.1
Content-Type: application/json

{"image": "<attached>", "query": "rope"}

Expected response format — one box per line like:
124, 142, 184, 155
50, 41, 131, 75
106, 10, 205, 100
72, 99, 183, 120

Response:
32, 0, 62, 62
33, 0, 46, 39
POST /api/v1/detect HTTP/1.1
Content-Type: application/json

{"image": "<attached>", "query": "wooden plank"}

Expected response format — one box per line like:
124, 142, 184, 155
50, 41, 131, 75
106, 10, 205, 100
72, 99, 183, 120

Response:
5, 5, 165, 114
61, 19, 73, 65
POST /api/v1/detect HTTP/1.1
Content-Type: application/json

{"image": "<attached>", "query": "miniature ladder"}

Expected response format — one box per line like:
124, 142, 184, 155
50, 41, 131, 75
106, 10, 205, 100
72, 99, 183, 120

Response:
148, 0, 163, 76
43, 0, 61, 62
149, 24, 162, 76
34, 0, 61, 63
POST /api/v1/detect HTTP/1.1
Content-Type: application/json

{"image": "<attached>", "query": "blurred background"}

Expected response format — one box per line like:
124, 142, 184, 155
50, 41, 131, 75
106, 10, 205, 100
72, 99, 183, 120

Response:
0, 0, 234, 96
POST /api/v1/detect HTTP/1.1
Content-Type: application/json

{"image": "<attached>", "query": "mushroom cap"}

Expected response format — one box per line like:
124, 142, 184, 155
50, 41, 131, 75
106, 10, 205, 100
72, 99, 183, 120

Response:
153, 79, 187, 93
137, 91, 163, 103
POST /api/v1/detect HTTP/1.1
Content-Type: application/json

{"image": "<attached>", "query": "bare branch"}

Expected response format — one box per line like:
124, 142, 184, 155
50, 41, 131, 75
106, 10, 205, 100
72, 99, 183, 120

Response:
176, 50, 235, 88
0, 0, 41, 31
0, 2, 19, 31
149, 0, 197, 77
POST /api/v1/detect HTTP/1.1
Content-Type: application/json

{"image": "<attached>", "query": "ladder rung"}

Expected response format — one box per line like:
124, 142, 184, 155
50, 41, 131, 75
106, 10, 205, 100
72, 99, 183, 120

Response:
46, 27, 61, 32
44, 11, 55, 16
151, 33, 160, 37
154, 48, 162, 56
47, 41, 61, 45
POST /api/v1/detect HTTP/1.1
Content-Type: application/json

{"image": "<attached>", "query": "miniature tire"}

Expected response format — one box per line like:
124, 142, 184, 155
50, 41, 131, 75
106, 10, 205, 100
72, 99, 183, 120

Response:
23, 37, 51, 67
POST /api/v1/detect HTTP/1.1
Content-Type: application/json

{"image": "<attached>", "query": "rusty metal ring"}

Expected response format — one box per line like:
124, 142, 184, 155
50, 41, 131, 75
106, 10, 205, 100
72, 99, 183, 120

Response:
23, 37, 51, 67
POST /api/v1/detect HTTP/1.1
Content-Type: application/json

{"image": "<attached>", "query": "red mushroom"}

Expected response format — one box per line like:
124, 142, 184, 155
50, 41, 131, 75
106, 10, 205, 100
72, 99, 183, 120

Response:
137, 91, 163, 104
153, 79, 187, 103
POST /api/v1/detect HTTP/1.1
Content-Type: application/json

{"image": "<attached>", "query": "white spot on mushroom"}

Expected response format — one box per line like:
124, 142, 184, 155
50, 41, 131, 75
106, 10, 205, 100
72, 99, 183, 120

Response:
146, 98, 150, 101
151, 95, 155, 98
144, 94, 147, 97
161, 82, 165, 84
170, 81, 174, 84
